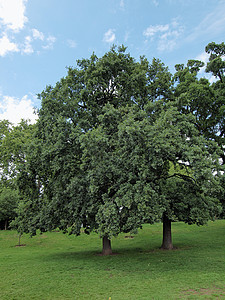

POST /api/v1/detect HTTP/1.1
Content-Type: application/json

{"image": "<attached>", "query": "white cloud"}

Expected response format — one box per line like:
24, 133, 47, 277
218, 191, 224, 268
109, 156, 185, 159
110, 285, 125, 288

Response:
67, 39, 77, 48
42, 35, 56, 50
103, 29, 116, 43
32, 28, 45, 41
0, 1, 56, 56
0, 33, 19, 56
21, 31, 56, 54
0, 95, 37, 125
143, 19, 183, 52
22, 35, 33, 54
158, 27, 182, 51
0, 0, 28, 31
0, 30, 56, 56
144, 25, 169, 37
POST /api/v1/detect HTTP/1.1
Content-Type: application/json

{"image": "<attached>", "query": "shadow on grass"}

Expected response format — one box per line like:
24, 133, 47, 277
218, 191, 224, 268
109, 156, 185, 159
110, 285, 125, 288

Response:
40, 243, 199, 275
38, 231, 225, 277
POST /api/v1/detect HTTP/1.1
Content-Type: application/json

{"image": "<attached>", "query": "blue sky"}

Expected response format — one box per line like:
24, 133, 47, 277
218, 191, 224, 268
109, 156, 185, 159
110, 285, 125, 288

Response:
0, 0, 225, 124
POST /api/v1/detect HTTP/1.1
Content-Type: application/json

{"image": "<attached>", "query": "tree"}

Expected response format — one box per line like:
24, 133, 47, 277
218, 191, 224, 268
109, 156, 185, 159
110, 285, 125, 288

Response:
0, 120, 35, 229
14, 45, 221, 254
0, 120, 35, 184
205, 42, 225, 217
204, 42, 225, 163
205, 42, 225, 83
14, 46, 158, 254
118, 103, 221, 249
174, 46, 225, 163
0, 187, 19, 230
0, 120, 13, 186
174, 44, 225, 218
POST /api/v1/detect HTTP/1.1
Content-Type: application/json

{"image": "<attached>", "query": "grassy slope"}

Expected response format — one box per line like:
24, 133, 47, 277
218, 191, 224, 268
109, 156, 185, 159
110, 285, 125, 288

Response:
0, 221, 225, 300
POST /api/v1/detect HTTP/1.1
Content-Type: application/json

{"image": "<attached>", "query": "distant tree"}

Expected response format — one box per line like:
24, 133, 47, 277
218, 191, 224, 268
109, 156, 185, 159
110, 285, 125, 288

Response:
0, 187, 19, 230
0, 120, 35, 229
0, 120, 35, 184
0, 120, 13, 186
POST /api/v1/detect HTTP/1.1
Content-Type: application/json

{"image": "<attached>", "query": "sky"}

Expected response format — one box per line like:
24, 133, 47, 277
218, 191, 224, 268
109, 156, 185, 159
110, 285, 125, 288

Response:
0, 0, 225, 124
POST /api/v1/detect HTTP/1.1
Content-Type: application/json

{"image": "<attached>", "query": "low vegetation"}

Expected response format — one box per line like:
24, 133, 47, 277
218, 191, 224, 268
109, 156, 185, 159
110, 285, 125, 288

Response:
0, 220, 224, 299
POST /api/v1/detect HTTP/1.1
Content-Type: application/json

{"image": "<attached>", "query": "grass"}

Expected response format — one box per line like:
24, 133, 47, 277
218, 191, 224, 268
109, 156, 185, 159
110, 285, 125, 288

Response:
0, 220, 225, 300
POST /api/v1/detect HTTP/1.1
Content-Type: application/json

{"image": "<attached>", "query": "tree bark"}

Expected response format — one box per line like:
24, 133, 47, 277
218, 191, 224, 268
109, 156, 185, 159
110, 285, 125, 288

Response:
18, 233, 22, 246
102, 236, 112, 255
161, 214, 173, 250
4, 219, 7, 230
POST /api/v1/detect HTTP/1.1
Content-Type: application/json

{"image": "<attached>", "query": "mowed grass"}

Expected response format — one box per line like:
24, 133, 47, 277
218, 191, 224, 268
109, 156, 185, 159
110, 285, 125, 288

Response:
0, 221, 225, 300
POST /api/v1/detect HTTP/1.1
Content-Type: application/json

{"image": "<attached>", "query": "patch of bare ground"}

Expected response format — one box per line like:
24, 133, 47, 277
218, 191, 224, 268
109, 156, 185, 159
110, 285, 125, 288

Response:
181, 286, 225, 298
15, 244, 26, 247
140, 246, 192, 254
95, 252, 120, 256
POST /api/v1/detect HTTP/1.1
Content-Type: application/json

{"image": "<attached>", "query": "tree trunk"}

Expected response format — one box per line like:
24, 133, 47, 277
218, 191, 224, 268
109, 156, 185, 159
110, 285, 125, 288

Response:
18, 233, 22, 246
102, 236, 112, 255
161, 214, 173, 250
4, 219, 7, 230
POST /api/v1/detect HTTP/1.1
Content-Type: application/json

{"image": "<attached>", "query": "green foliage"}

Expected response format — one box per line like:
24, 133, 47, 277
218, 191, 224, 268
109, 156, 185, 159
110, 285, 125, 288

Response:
79, 104, 163, 238
205, 42, 225, 82
80, 100, 221, 242
0, 120, 35, 229
0, 187, 19, 228
0, 120, 35, 184
174, 60, 217, 136
174, 42, 225, 217
174, 43, 225, 166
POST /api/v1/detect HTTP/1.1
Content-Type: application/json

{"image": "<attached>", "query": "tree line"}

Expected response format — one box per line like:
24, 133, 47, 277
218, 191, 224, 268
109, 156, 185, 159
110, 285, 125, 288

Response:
1, 42, 224, 254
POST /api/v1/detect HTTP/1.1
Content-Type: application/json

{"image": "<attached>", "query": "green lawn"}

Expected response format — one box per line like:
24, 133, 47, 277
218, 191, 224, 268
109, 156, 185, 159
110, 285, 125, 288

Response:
0, 220, 225, 300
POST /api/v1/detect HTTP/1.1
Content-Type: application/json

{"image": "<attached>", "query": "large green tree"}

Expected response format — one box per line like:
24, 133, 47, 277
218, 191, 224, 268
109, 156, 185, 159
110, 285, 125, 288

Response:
13, 45, 221, 254
14, 47, 160, 253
